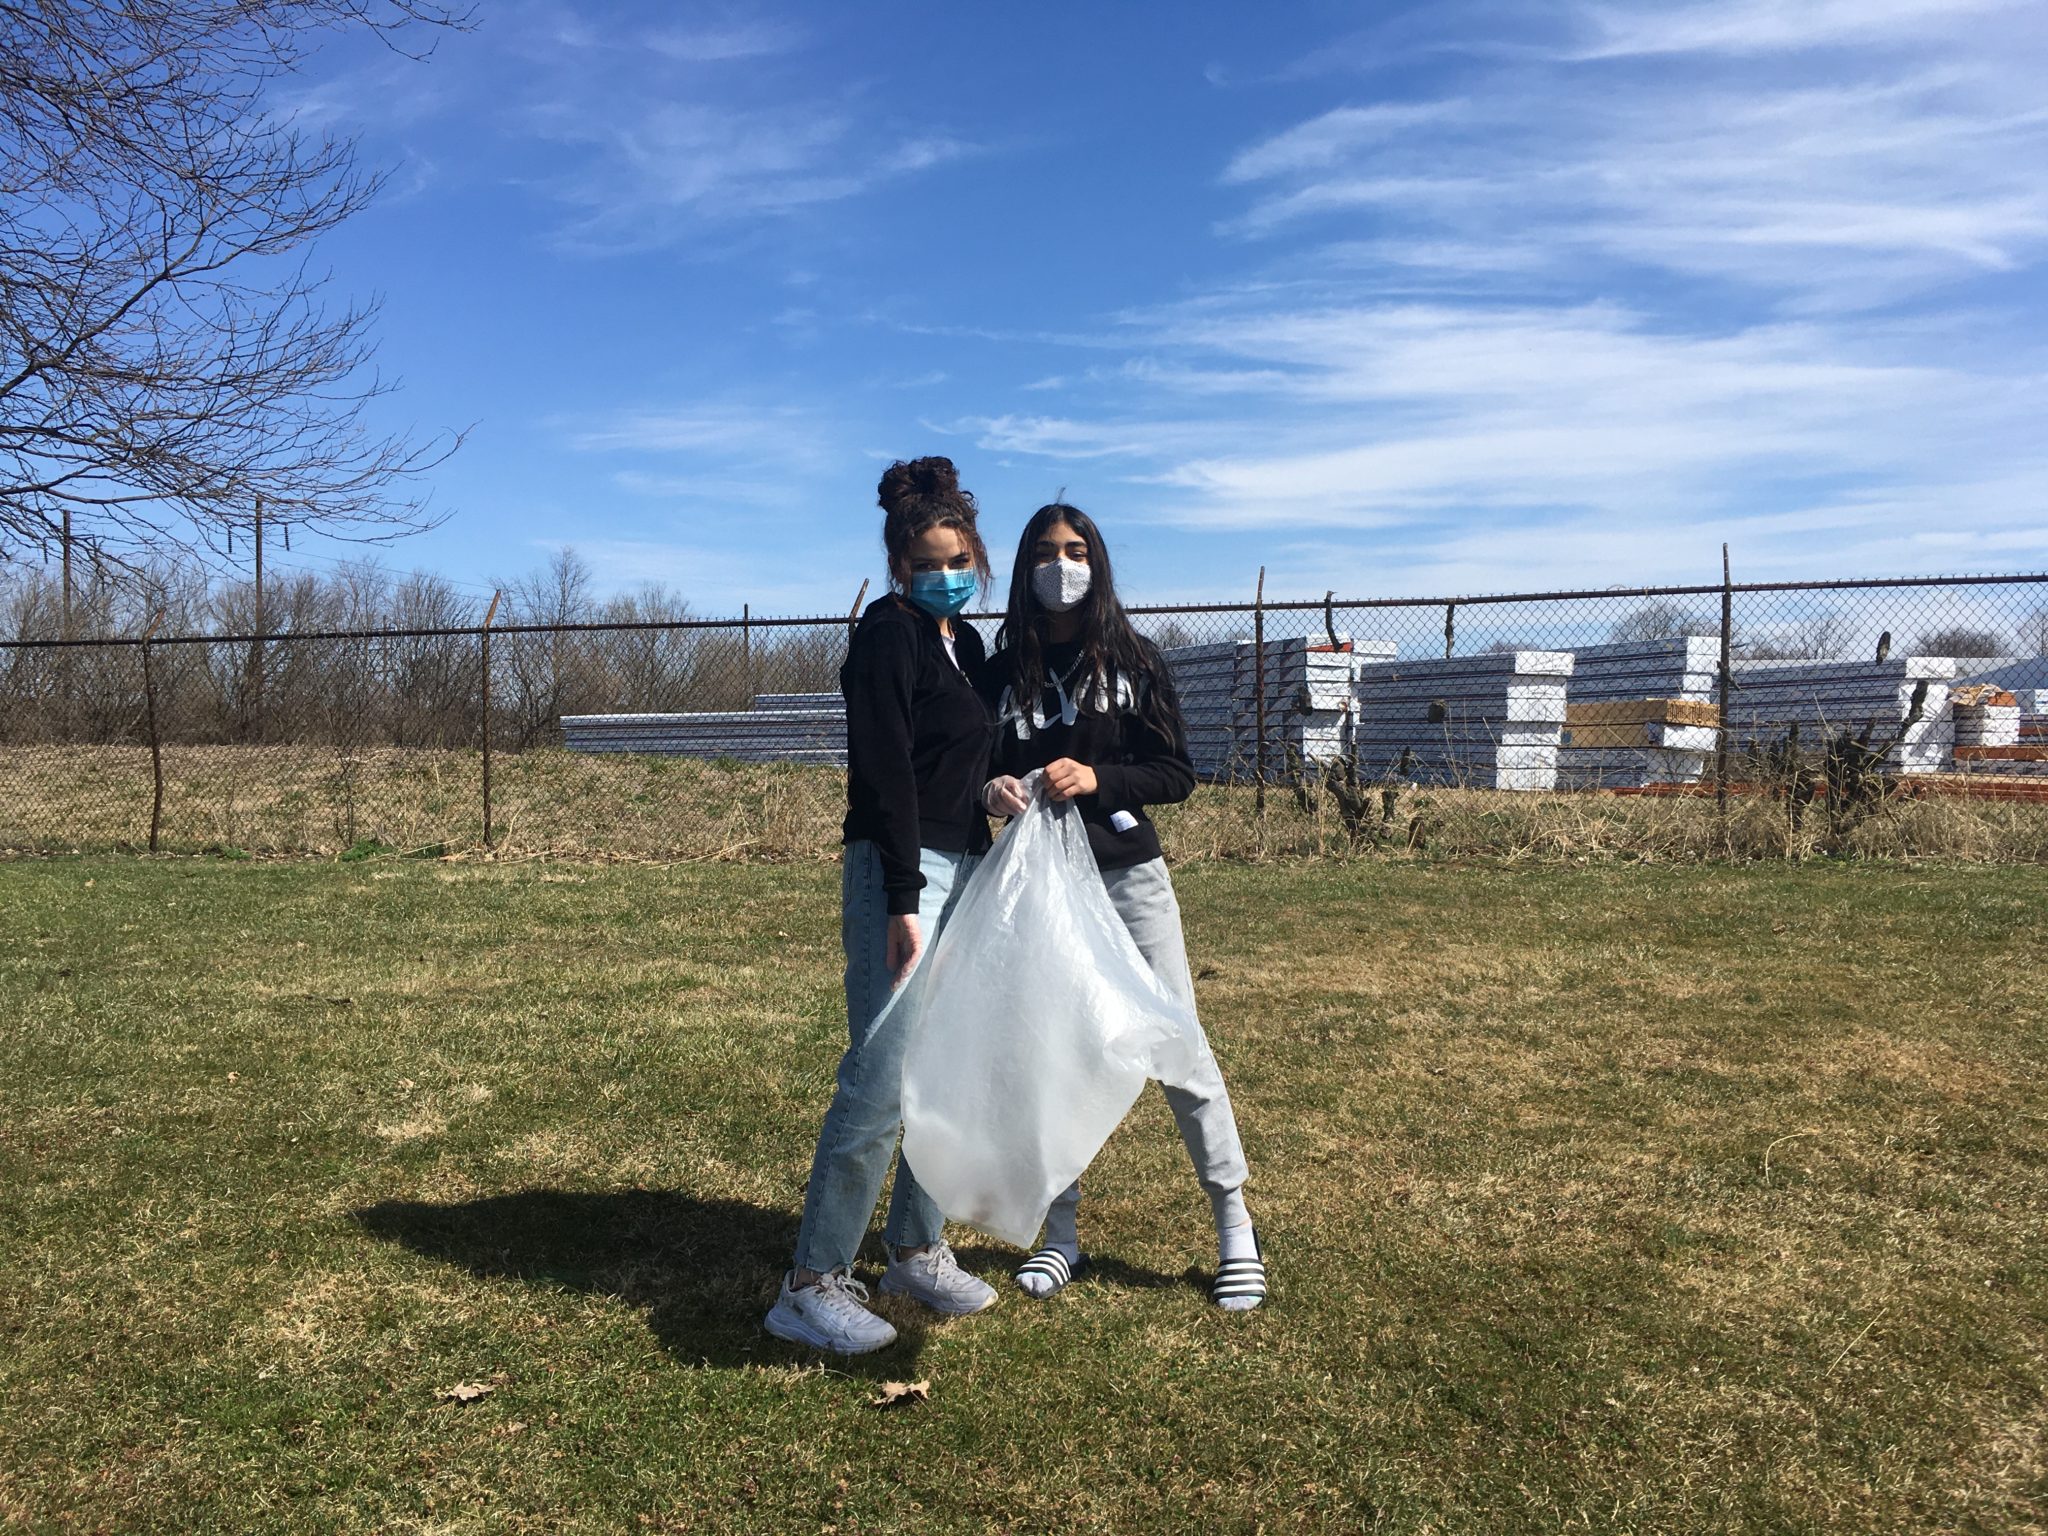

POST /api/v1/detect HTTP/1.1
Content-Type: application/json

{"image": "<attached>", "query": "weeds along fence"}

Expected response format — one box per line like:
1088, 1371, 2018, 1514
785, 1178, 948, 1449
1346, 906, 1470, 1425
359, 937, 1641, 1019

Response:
2, 568, 2045, 860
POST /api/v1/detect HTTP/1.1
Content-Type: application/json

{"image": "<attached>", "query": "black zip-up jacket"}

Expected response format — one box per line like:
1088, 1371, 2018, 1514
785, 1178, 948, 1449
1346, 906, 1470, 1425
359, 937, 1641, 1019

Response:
841, 596, 993, 916
981, 637, 1196, 870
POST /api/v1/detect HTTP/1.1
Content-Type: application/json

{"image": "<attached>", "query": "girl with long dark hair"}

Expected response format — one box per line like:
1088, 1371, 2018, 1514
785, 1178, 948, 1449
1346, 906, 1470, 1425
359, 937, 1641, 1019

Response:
764, 456, 1002, 1355
979, 502, 1267, 1311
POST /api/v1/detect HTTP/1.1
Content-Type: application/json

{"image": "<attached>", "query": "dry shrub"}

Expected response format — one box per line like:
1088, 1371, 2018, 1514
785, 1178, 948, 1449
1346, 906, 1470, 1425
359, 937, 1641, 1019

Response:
1152, 776, 2048, 866
5, 744, 2045, 864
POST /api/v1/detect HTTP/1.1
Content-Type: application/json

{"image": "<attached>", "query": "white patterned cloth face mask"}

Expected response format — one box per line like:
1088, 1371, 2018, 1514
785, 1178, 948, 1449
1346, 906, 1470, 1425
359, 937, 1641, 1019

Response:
1032, 557, 1091, 613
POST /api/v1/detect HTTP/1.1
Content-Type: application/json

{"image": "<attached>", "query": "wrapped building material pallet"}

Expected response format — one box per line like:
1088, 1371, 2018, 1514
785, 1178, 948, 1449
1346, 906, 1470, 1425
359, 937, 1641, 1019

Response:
1952, 686, 2021, 748
1557, 638, 1720, 787
1159, 639, 1246, 779
1559, 698, 1722, 787
753, 692, 843, 712
1725, 657, 1956, 775
1951, 660, 2048, 748
1350, 651, 1572, 791
1952, 657, 2048, 696
1161, 635, 1396, 781
561, 708, 847, 765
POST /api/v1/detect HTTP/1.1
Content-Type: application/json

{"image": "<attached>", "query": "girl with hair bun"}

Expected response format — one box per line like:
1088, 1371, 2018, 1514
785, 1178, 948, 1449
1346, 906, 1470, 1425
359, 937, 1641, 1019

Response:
980, 501, 1266, 1312
764, 455, 1003, 1355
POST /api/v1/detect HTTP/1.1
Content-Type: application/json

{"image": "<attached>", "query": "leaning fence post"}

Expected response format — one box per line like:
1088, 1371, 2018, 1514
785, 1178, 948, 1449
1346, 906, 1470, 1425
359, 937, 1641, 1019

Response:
1715, 544, 1734, 834
1444, 601, 1457, 659
481, 589, 501, 851
846, 579, 869, 649
1254, 566, 1268, 824
141, 610, 166, 853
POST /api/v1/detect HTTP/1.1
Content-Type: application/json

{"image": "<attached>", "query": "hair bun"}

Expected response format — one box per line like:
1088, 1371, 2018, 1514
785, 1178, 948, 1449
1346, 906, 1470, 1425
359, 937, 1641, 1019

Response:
878, 455, 967, 516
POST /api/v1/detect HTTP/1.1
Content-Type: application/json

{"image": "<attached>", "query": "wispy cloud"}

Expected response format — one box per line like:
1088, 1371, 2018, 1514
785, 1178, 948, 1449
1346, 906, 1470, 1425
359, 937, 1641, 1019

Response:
1226, 9, 2048, 310
491, 10, 981, 252
993, 289, 2048, 574
914, 0, 2048, 582
1568, 0, 2031, 61
644, 20, 805, 64
1222, 102, 1469, 184
565, 404, 813, 455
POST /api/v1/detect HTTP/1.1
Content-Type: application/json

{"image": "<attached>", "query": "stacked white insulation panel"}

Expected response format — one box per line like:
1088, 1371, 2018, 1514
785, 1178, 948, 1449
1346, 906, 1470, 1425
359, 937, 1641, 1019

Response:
1244, 635, 1397, 774
753, 692, 842, 713
1724, 656, 1956, 774
1556, 637, 1720, 787
1161, 635, 1396, 780
1951, 686, 2021, 748
1158, 640, 1247, 780
1946, 661, 2048, 776
561, 706, 847, 764
1349, 651, 1573, 791
1951, 660, 2048, 734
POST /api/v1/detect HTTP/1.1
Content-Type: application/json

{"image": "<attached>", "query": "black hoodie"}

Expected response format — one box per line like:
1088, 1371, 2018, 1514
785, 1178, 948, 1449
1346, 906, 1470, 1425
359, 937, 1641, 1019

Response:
981, 637, 1196, 870
840, 596, 993, 916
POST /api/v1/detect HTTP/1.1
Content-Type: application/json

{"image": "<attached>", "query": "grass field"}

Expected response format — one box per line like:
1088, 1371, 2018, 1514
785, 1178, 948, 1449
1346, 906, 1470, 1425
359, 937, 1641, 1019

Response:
3, 855, 2045, 1533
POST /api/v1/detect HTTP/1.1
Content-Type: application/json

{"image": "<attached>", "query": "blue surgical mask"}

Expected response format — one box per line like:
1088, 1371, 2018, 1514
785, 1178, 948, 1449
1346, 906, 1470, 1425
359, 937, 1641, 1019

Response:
908, 568, 977, 618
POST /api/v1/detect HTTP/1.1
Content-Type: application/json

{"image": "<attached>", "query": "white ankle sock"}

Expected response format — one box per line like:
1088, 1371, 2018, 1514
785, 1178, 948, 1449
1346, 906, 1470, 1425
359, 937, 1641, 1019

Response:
1210, 1186, 1250, 1233
1218, 1218, 1257, 1264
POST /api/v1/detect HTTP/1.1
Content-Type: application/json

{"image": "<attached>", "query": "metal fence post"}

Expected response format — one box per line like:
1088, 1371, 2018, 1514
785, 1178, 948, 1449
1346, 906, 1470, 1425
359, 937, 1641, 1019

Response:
1254, 566, 1268, 823
1715, 544, 1734, 830
481, 589, 501, 850
141, 611, 165, 853
846, 580, 869, 649
742, 602, 753, 701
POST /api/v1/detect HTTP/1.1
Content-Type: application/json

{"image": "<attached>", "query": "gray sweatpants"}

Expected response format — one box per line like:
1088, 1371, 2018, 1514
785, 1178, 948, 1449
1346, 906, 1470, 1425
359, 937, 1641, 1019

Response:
1042, 856, 1250, 1240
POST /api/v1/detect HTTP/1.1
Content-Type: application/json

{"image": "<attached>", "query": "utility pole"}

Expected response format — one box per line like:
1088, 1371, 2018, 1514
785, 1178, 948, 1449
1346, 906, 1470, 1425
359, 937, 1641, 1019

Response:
60, 508, 73, 639
248, 496, 267, 740
254, 495, 265, 633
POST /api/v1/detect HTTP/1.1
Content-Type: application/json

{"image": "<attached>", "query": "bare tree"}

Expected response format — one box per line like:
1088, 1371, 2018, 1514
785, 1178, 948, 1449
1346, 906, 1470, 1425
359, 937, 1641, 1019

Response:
1913, 625, 2007, 659
1607, 600, 1718, 643
1, 0, 471, 572
1740, 609, 1850, 661
387, 569, 477, 747
2021, 605, 2048, 659
497, 547, 602, 747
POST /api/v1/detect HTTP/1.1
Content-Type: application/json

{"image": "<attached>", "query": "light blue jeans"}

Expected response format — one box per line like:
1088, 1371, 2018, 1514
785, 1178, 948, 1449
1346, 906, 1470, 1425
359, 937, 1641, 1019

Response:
792, 840, 980, 1273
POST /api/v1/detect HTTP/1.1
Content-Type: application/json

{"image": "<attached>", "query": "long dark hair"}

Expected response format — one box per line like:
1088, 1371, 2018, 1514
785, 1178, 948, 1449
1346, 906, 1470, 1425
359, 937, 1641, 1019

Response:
875, 456, 991, 594
995, 502, 1180, 743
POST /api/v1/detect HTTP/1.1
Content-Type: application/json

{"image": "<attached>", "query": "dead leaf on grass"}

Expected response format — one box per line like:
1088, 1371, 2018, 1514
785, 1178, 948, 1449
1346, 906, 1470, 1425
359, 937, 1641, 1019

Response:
436, 1382, 495, 1403
868, 1379, 929, 1409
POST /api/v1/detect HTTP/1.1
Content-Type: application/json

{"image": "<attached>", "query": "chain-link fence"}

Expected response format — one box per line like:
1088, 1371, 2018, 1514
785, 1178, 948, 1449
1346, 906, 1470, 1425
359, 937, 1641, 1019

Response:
3, 570, 2045, 860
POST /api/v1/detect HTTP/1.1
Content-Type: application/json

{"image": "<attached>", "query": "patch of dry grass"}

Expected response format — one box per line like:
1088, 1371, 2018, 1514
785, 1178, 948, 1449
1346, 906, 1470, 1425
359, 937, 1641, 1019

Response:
6, 743, 2048, 865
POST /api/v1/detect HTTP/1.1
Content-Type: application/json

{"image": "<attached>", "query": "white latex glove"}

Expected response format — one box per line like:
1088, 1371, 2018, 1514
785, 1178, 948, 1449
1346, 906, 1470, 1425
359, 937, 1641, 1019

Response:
982, 774, 1030, 818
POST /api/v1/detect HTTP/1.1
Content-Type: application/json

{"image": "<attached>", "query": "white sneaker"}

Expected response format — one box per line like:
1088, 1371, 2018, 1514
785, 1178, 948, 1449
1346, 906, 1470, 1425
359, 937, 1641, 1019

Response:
880, 1241, 998, 1315
763, 1269, 899, 1354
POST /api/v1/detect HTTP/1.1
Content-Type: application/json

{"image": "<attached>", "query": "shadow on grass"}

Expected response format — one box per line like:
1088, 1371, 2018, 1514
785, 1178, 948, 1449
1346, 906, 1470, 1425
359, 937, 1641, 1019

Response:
355, 1187, 945, 1376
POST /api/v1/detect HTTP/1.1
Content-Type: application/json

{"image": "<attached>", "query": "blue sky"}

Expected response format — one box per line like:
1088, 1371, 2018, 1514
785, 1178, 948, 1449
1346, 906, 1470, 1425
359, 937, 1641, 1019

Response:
272, 0, 2048, 613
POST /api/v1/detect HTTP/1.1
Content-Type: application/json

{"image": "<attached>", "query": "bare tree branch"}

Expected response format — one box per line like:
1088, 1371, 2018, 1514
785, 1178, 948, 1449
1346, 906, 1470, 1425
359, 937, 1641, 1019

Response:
0, 0, 474, 571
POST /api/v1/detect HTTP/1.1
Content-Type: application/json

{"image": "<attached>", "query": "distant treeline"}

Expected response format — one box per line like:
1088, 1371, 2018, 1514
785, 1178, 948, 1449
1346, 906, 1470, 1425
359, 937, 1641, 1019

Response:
0, 550, 844, 749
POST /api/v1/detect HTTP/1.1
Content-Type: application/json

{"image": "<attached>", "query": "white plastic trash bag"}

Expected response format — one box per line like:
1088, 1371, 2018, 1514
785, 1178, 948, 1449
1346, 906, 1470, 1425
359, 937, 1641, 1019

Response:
895, 771, 1210, 1248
